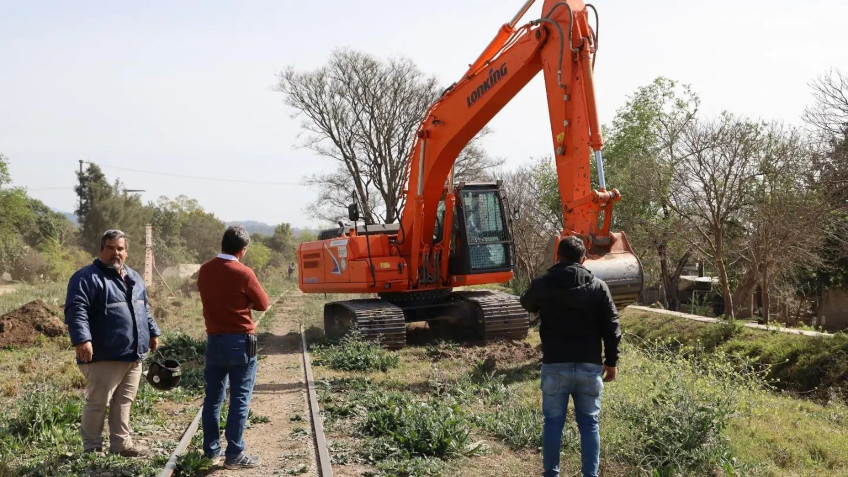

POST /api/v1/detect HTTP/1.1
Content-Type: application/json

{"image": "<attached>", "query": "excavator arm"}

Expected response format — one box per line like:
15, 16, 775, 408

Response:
398, 0, 642, 304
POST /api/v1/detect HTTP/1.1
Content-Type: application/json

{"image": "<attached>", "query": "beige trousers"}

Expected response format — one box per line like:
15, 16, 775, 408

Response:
78, 360, 142, 452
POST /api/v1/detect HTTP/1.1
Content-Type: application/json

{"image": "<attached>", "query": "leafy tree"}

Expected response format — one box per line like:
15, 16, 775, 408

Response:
74, 163, 152, 268
278, 49, 502, 225
602, 77, 699, 309
0, 153, 10, 187
267, 223, 297, 259
242, 240, 271, 271
150, 195, 224, 266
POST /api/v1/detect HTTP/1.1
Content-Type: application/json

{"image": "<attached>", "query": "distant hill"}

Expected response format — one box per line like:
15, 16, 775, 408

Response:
225, 221, 313, 238
226, 221, 276, 236
59, 211, 79, 227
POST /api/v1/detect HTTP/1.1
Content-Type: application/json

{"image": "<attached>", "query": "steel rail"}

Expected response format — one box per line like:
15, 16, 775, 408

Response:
158, 290, 301, 477
301, 324, 334, 477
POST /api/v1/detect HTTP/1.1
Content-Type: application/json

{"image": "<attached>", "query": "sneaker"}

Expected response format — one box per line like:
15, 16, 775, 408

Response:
110, 444, 149, 457
83, 446, 103, 454
207, 451, 225, 465
224, 453, 261, 469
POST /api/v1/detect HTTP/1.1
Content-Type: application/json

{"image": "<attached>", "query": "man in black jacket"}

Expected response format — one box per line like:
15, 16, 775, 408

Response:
520, 236, 621, 477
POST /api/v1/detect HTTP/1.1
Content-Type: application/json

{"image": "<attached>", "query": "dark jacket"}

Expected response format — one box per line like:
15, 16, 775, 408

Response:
520, 262, 621, 366
65, 259, 161, 363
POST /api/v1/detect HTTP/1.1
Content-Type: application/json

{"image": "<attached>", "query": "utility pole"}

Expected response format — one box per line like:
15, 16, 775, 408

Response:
144, 224, 154, 289
78, 160, 84, 215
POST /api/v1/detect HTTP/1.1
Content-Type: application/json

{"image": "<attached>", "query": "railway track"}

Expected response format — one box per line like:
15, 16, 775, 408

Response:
158, 290, 332, 477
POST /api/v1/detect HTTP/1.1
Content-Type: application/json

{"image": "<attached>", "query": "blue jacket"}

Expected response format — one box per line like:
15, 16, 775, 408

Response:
65, 259, 161, 363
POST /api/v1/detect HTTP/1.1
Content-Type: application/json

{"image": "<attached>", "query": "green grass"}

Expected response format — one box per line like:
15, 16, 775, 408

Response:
0, 282, 66, 315
311, 306, 848, 477
621, 309, 848, 400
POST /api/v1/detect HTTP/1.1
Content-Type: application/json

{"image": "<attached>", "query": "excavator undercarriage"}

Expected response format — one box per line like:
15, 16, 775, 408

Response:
323, 289, 530, 349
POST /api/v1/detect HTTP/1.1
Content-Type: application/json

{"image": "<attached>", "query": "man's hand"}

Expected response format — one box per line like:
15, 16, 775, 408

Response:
75, 342, 93, 363
149, 336, 159, 353
602, 365, 617, 382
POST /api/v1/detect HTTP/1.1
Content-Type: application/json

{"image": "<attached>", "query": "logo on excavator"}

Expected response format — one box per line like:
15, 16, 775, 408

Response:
466, 63, 508, 108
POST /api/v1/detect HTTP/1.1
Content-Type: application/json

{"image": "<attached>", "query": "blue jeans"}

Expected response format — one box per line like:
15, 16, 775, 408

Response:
202, 334, 258, 459
541, 362, 604, 477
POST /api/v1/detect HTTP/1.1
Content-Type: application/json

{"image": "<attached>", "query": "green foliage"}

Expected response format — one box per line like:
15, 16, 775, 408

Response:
151, 195, 224, 266
175, 449, 217, 475
622, 310, 848, 399
242, 240, 272, 271
311, 329, 399, 372
0, 153, 10, 187
39, 240, 92, 282
359, 392, 479, 460
607, 342, 755, 475
475, 404, 549, 451
73, 163, 153, 271
2, 387, 81, 447
154, 332, 207, 392
267, 223, 298, 259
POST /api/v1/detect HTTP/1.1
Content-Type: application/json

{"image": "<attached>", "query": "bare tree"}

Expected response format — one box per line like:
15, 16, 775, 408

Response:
802, 69, 848, 290
278, 49, 501, 225
501, 158, 562, 289
669, 114, 765, 318
803, 69, 848, 139
742, 125, 831, 323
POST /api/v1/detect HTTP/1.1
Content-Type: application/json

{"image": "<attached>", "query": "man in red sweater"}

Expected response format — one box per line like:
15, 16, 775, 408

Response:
197, 225, 269, 469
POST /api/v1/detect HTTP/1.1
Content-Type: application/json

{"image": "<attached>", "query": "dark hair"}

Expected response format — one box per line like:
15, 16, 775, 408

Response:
100, 229, 128, 250
557, 236, 585, 264
221, 225, 250, 255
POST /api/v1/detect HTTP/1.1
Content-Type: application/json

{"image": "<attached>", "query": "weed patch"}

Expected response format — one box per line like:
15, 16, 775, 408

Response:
312, 329, 399, 372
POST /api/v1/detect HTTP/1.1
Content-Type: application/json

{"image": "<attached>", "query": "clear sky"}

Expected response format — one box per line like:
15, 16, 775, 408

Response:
2, 0, 846, 229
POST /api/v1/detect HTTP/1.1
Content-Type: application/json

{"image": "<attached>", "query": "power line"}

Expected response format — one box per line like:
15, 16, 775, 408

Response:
87, 161, 306, 186
26, 186, 75, 191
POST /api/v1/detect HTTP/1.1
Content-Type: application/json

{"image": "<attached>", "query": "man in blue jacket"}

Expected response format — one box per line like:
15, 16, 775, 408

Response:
65, 229, 161, 457
520, 236, 621, 477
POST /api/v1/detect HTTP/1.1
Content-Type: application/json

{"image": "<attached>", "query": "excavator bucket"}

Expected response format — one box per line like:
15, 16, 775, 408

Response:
581, 232, 643, 310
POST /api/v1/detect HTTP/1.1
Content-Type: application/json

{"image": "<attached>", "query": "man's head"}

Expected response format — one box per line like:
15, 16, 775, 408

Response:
99, 229, 128, 271
557, 236, 586, 264
222, 225, 250, 256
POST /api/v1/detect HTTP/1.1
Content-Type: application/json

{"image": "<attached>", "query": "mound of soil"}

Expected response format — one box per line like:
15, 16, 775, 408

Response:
0, 300, 66, 348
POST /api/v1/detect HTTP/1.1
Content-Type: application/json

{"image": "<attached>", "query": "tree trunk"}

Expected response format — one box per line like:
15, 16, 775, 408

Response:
731, 264, 759, 318
657, 243, 670, 309
761, 263, 771, 324
716, 260, 734, 318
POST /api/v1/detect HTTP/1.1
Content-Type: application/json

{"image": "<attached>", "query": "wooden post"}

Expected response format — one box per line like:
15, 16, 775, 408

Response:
144, 224, 154, 289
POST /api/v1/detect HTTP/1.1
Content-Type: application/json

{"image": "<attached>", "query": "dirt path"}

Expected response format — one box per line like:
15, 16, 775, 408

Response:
205, 290, 319, 477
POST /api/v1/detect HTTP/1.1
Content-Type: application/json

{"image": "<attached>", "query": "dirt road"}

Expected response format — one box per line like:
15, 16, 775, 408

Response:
205, 291, 319, 477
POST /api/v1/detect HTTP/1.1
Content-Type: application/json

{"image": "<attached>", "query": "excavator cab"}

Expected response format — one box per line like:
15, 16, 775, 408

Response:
448, 182, 514, 275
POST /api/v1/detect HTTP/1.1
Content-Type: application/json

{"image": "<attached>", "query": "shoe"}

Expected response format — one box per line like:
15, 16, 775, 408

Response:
110, 444, 149, 457
83, 447, 103, 454
207, 451, 225, 465
224, 453, 261, 469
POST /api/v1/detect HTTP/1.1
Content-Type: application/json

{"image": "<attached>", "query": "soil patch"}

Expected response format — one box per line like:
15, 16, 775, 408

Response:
429, 340, 541, 369
0, 300, 66, 348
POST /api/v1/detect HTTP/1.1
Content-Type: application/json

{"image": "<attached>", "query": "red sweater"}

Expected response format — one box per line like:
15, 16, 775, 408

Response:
197, 257, 269, 335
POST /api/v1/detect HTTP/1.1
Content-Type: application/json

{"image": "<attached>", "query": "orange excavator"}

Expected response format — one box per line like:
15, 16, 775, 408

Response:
297, 0, 643, 348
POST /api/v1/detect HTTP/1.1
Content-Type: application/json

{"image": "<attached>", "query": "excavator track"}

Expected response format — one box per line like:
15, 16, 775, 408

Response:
324, 299, 407, 349
456, 290, 529, 342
